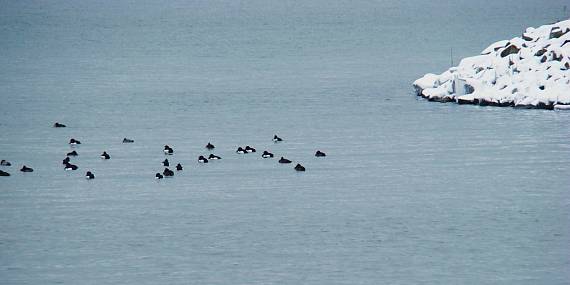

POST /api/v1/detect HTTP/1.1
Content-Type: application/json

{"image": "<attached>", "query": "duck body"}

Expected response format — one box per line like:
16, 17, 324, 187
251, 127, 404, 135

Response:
20, 165, 34, 172
100, 151, 110, 159
64, 163, 78, 171
245, 146, 256, 153
315, 150, 326, 157
155, 173, 164, 179
122, 138, 134, 143
67, 150, 78, 156
273, 135, 283, 142
236, 147, 246, 154
163, 168, 174, 177
176, 163, 183, 171
69, 138, 81, 145
208, 154, 221, 160
85, 171, 95, 179
198, 156, 209, 163
1, 160, 11, 166
53, 122, 66, 128
0, 170, 9, 176
206, 142, 215, 150
164, 145, 174, 155
262, 151, 274, 158
162, 159, 170, 167
278, 157, 292, 164
294, 164, 306, 171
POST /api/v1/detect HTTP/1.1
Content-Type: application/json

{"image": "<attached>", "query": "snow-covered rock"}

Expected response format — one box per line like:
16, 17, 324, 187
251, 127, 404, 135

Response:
413, 19, 570, 110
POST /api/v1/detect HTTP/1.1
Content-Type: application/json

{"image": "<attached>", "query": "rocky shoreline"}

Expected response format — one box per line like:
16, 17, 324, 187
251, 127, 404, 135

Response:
414, 19, 570, 110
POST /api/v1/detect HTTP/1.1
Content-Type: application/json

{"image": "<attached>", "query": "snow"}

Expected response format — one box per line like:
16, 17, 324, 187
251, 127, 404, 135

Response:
413, 19, 570, 109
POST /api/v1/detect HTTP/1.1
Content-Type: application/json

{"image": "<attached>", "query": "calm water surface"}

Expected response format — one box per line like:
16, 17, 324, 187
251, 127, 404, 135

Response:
1, 1, 569, 284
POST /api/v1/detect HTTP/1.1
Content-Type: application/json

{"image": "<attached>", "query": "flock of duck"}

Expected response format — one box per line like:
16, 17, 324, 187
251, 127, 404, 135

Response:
0, 122, 327, 179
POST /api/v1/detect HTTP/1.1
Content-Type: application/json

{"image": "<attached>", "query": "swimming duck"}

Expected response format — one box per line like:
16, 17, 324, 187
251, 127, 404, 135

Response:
278, 157, 292, 164
69, 138, 81, 145
315, 150, 326, 157
262, 151, 274, 158
85, 171, 95, 179
64, 162, 78, 171
100, 151, 110, 159
162, 159, 170, 167
198, 156, 209, 163
163, 168, 174, 177
294, 163, 306, 171
273, 135, 283, 142
176, 163, 183, 171
245, 146, 256, 153
164, 145, 174, 155
236, 147, 246, 154
122, 138, 134, 143
0, 170, 9, 176
67, 150, 78, 156
53, 122, 66, 128
206, 142, 215, 150
208, 154, 221, 160
20, 165, 34, 172
1, 160, 11, 166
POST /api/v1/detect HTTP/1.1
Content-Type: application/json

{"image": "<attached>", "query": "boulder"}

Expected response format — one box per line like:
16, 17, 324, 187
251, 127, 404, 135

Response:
549, 27, 569, 39
500, 44, 520, 57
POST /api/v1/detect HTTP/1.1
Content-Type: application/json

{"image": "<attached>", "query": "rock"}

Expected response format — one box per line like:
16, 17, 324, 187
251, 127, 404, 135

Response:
535, 48, 547, 57
500, 44, 520, 57
522, 33, 533, 41
549, 27, 569, 39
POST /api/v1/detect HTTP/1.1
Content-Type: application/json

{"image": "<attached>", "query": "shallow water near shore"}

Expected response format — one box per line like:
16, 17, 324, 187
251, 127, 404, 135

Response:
1, 1, 570, 284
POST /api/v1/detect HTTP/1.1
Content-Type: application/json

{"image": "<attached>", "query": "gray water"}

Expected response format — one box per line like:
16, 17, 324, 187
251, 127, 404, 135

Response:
1, 1, 569, 284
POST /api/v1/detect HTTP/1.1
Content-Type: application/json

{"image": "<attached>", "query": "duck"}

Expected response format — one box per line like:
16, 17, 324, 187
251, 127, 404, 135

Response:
155, 173, 164, 179
208, 154, 221, 160
100, 151, 110, 159
62, 157, 70, 164
53, 122, 66, 128
198, 155, 209, 163
236, 147, 246, 154
85, 171, 95, 179
69, 138, 81, 145
122, 138, 134, 143
64, 162, 78, 171
273, 135, 283, 142
0, 170, 9, 176
164, 145, 174, 155
262, 151, 274, 158
163, 168, 174, 177
315, 150, 326, 157
278, 157, 292, 164
67, 150, 78, 156
294, 163, 306, 171
176, 163, 183, 171
206, 142, 215, 150
1, 159, 11, 166
162, 159, 170, 167
20, 165, 34, 172
245, 146, 256, 153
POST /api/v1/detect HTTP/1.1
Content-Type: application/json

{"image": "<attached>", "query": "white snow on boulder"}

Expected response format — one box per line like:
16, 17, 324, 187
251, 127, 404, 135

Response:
413, 19, 570, 110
